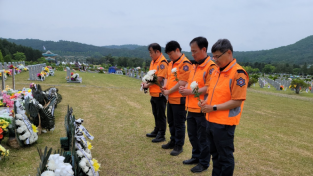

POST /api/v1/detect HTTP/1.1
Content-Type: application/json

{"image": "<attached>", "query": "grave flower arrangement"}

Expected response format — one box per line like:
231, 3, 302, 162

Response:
9, 64, 15, 69
4, 70, 11, 76
0, 72, 7, 80
0, 119, 10, 133
44, 66, 50, 73
190, 81, 201, 101
40, 153, 74, 176
74, 118, 100, 175
15, 113, 39, 145
37, 71, 46, 80
2, 93, 14, 107
15, 67, 21, 73
71, 73, 80, 81
0, 127, 4, 142
0, 144, 9, 160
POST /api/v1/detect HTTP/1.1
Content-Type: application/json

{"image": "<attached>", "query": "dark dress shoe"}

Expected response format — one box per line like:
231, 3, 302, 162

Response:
146, 131, 158, 137
191, 164, 208, 173
183, 158, 199, 165
152, 135, 165, 143
170, 145, 183, 156
162, 140, 175, 149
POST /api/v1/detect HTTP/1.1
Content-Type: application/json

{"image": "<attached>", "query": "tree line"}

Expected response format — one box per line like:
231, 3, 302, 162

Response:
0, 39, 43, 63
241, 62, 313, 75
5, 35, 313, 65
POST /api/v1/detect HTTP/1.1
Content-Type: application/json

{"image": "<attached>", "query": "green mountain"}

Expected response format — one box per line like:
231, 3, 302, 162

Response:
233, 35, 313, 64
3, 35, 313, 64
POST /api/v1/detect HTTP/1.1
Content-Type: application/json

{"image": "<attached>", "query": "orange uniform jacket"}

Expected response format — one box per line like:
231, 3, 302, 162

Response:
206, 59, 249, 125
149, 54, 168, 97
166, 54, 191, 104
186, 56, 216, 113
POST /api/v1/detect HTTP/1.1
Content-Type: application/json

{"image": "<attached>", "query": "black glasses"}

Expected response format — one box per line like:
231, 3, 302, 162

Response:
212, 50, 227, 60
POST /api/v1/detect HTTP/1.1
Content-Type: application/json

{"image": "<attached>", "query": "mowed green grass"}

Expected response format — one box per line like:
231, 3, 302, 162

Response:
0, 71, 312, 176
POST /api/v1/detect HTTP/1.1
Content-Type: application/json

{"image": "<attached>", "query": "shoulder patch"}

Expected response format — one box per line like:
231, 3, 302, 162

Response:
236, 77, 246, 87
209, 68, 214, 75
160, 64, 165, 70
237, 69, 247, 75
183, 65, 189, 71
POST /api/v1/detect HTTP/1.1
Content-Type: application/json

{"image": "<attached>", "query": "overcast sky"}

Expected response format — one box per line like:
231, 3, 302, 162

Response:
0, 0, 312, 52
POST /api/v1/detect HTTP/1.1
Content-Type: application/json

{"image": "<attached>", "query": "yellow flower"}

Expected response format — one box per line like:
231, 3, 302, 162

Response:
92, 158, 100, 172
28, 89, 32, 93
32, 124, 38, 133
0, 145, 8, 157
87, 141, 93, 150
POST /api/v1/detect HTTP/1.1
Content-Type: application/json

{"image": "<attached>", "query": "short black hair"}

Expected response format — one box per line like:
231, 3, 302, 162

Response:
211, 39, 233, 53
148, 43, 161, 52
165, 41, 182, 53
190, 37, 208, 52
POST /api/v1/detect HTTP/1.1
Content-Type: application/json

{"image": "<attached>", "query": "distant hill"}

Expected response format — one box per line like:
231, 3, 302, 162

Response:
233, 35, 313, 64
3, 35, 313, 64
102, 44, 143, 50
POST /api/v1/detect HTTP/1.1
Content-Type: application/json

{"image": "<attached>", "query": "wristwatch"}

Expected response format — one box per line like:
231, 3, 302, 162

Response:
213, 105, 217, 111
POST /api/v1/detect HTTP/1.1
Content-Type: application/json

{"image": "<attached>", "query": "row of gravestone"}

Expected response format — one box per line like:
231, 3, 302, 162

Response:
0, 61, 25, 70
260, 77, 313, 93
124, 68, 145, 80
28, 64, 47, 81
263, 77, 289, 90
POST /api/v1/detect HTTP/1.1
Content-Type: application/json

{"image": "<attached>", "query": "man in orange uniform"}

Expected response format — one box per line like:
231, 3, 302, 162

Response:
143, 43, 168, 143
200, 39, 249, 176
162, 41, 191, 156
179, 37, 216, 173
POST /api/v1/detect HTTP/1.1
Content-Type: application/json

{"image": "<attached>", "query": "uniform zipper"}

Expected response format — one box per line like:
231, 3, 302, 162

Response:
186, 65, 198, 110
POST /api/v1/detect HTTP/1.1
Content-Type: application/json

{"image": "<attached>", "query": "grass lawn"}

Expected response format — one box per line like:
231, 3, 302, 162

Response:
0, 71, 313, 176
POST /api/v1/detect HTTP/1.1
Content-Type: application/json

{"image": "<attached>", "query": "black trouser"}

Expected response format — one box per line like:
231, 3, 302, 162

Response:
207, 122, 236, 176
167, 102, 186, 146
187, 111, 210, 167
150, 96, 167, 135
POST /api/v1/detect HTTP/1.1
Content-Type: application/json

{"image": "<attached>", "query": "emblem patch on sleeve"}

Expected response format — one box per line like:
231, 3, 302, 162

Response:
183, 65, 189, 71
160, 64, 165, 70
236, 77, 246, 87
209, 68, 214, 75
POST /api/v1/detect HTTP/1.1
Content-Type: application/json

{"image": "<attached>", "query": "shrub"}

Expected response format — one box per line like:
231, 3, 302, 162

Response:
290, 78, 310, 94
248, 74, 259, 87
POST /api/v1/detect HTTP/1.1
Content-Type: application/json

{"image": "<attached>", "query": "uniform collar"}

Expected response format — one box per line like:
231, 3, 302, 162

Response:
220, 59, 237, 72
198, 56, 212, 67
153, 54, 163, 63
173, 54, 185, 64
196, 56, 207, 65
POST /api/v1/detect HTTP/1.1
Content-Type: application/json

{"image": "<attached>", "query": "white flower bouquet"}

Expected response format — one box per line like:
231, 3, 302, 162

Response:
74, 118, 100, 176
15, 113, 38, 145
41, 154, 74, 176
142, 70, 161, 88
190, 81, 201, 101
171, 68, 179, 82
